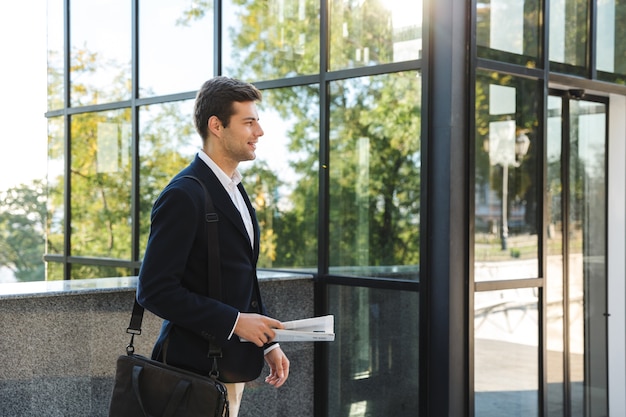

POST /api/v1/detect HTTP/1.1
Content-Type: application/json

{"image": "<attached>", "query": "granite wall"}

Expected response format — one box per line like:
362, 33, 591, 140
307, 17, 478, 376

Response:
0, 275, 314, 417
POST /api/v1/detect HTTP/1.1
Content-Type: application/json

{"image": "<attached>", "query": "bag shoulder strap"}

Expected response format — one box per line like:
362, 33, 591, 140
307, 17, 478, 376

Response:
182, 175, 222, 298
126, 175, 222, 356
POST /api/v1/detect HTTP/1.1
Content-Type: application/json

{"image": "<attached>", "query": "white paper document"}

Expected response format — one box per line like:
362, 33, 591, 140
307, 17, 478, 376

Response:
240, 315, 335, 342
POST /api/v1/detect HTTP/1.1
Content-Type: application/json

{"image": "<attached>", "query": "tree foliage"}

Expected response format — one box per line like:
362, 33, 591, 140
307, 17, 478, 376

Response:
16, 0, 422, 281
220, 0, 422, 272
0, 181, 46, 281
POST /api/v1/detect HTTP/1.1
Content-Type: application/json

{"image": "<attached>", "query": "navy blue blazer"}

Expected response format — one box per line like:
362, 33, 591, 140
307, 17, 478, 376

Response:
137, 155, 267, 382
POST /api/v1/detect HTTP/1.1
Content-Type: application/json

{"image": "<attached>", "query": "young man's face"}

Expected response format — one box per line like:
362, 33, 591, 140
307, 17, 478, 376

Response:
219, 101, 264, 164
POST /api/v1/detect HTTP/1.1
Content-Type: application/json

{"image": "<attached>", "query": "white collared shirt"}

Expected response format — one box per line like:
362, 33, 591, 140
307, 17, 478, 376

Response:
197, 151, 254, 249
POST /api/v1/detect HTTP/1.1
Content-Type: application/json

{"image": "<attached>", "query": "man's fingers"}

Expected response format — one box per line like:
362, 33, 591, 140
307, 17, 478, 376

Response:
266, 319, 283, 330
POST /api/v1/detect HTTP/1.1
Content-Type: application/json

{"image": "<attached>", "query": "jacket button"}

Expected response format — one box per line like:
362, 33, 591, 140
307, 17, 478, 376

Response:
251, 300, 258, 308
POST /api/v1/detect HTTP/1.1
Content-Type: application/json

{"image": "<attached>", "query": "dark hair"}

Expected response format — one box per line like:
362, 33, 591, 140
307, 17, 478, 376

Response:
193, 76, 262, 140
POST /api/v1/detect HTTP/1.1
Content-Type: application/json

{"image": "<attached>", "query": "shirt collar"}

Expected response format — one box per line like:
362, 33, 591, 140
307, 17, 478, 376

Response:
197, 151, 242, 189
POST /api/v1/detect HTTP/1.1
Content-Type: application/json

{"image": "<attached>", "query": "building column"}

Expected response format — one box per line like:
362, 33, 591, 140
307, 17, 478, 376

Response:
420, 0, 470, 416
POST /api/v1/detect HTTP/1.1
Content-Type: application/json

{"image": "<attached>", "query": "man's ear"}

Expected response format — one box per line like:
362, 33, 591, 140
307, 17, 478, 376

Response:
208, 115, 222, 136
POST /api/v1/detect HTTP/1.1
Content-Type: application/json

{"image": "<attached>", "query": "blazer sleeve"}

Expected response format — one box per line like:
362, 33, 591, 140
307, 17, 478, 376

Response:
137, 181, 239, 345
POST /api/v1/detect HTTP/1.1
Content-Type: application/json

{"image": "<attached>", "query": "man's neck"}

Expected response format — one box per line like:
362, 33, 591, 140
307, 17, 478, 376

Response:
201, 147, 237, 178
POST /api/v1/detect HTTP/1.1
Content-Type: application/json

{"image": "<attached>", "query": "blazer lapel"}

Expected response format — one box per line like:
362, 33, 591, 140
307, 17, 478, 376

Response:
189, 157, 256, 252
238, 182, 260, 258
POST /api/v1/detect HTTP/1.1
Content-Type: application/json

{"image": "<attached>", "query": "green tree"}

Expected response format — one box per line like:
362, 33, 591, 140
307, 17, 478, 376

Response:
327, 74, 421, 269
218, 0, 422, 272
0, 181, 46, 282
45, 46, 195, 279
41, 0, 422, 279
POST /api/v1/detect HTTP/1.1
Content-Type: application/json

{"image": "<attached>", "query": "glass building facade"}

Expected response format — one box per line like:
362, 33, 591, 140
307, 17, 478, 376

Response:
42, 0, 626, 416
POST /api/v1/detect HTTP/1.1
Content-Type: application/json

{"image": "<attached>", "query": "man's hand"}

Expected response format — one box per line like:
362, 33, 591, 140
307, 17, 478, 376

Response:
234, 313, 284, 347
264, 347, 290, 388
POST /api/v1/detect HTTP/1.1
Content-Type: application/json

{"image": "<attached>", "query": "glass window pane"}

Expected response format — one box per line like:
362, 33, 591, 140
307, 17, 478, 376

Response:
329, 0, 422, 71
47, 0, 64, 110
567, 99, 608, 416
70, 264, 134, 280
47, 116, 65, 256
139, 100, 198, 258
329, 72, 421, 280
596, 0, 626, 83
139, 0, 213, 97
546, 96, 563, 259
70, 109, 132, 260
474, 287, 539, 416
70, 0, 131, 106
549, 0, 588, 72
546, 95, 565, 416
474, 71, 540, 281
544, 96, 609, 416
46, 261, 64, 281
241, 86, 319, 270
328, 285, 419, 416
476, 0, 541, 66
223, 0, 320, 81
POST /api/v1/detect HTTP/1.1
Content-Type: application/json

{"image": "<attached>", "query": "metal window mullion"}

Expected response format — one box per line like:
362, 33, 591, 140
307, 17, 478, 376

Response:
130, 0, 140, 272
467, 0, 479, 414
314, 1, 331, 416
539, 2, 551, 410
561, 95, 572, 417
318, 0, 330, 279
538, 57, 550, 417
215, 0, 222, 76
588, 0, 597, 80
63, 0, 72, 280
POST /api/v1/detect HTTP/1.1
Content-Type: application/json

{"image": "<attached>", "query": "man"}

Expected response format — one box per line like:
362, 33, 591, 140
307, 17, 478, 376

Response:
137, 76, 290, 416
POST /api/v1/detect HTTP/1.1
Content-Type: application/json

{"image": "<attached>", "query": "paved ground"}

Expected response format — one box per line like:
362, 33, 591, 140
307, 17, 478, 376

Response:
475, 338, 589, 417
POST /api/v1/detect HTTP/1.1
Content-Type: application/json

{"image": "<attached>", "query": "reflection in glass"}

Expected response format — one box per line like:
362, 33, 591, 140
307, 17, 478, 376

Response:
70, 0, 131, 106
46, 116, 65, 257
139, 0, 213, 97
549, 0, 588, 70
474, 288, 539, 416
139, 100, 198, 258
328, 285, 419, 416
223, 0, 320, 81
241, 86, 319, 270
476, 0, 540, 66
474, 71, 540, 281
546, 95, 565, 416
70, 264, 134, 280
70, 109, 132, 261
46, 261, 64, 281
597, 0, 626, 81
568, 99, 607, 417
328, 72, 421, 279
543, 96, 608, 416
329, 0, 422, 70
546, 97, 563, 259
47, 0, 64, 110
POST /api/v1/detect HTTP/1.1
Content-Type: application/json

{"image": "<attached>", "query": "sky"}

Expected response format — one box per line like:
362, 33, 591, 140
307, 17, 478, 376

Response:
0, 1, 48, 192
0, 1, 47, 282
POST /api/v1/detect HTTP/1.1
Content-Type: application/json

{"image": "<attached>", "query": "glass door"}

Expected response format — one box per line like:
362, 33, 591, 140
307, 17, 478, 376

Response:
546, 91, 608, 417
